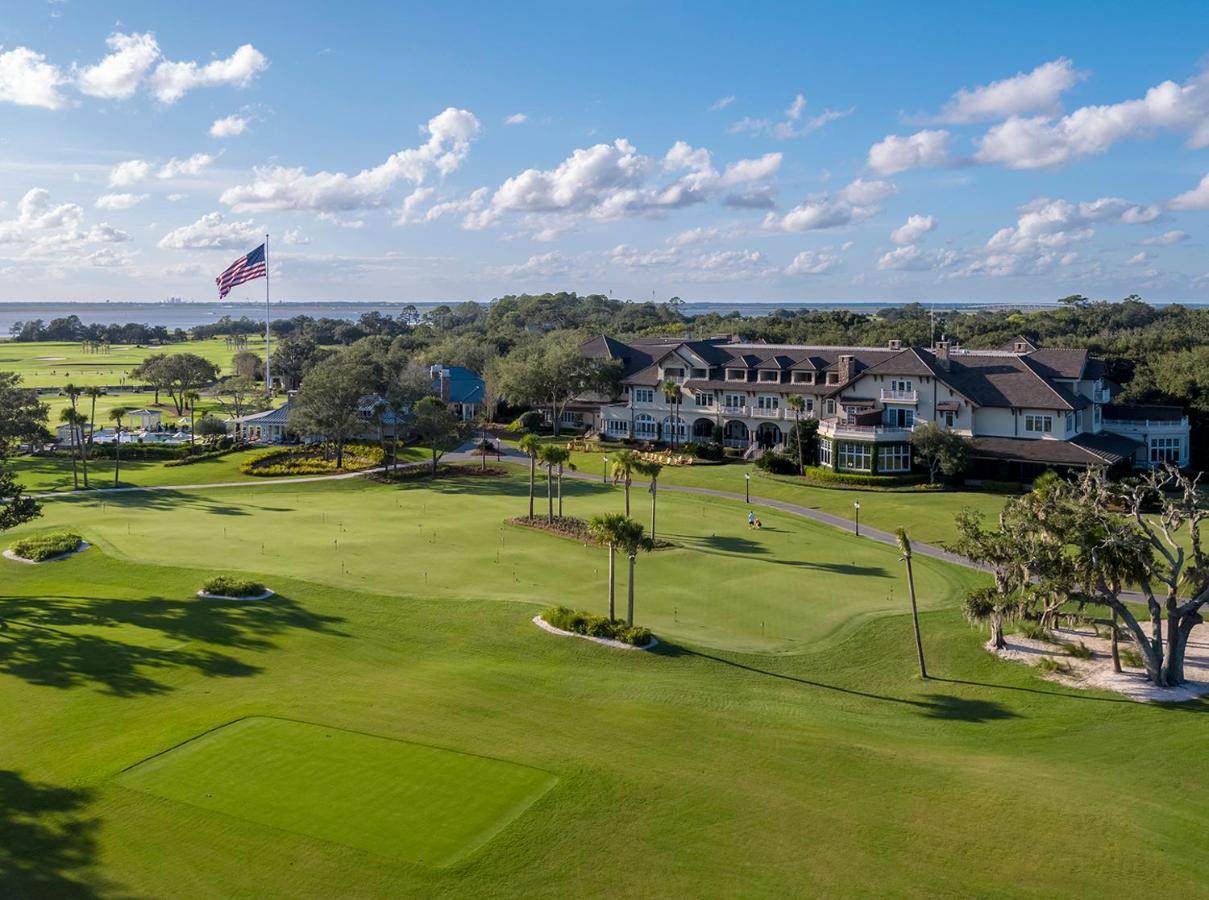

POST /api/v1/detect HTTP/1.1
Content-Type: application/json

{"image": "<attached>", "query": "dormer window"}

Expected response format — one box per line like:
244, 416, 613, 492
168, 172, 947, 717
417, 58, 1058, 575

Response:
726, 368, 747, 381
690, 367, 707, 379
663, 366, 685, 379
792, 371, 813, 384
758, 370, 779, 383
826, 372, 839, 384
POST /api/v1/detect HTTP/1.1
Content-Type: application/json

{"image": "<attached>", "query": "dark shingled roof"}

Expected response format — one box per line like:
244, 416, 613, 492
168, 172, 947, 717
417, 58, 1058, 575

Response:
971, 432, 1140, 467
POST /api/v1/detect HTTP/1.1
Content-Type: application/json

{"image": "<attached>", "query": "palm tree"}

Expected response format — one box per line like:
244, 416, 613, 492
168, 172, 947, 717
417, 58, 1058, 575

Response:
614, 517, 654, 626
519, 433, 541, 518
84, 385, 104, 456
541, 445, 572, 519
58, 408, 86, 490
787, 394, 806, 475
537, 445, 557, 523
62, 383, 88, 488
588, 512, 629, 620
183, 389, 200, 449
611, 449, 639, 516
109, 405, 129, 487
635, 459, 664, 543
661, 379, 683, 448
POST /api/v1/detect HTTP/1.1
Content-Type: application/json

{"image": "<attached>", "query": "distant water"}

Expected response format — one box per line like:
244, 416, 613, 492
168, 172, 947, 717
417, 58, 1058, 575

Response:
1, 298, 1204, 334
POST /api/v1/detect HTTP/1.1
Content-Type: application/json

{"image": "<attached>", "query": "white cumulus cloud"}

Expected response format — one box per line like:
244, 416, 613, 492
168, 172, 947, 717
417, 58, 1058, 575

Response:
95, 192, 148, 210
1140, 229, 1188, 246
157, 153, 214, 179
209, 114, 249, 137
158, 211, 262, 250
0, 47, 66, 109
785, 247, 843, 275
934, 58, 1085, 123
891, 214, 936, 245
764, 178, 889, 233
221, 107, 482, 212
867, 129, 951, 176
109, 159, 152, 187
1169, 173, 1209, 211
74, 32, 160, 100
504, 112, 528, 125
150, 43, 268, 103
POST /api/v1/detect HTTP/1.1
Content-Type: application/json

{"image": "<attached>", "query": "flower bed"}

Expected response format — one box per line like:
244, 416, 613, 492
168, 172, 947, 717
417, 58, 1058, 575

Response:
370, 463, 507, 483
239, 443, 384, 477
540, 605, 655, 648
9, 530, 84, 562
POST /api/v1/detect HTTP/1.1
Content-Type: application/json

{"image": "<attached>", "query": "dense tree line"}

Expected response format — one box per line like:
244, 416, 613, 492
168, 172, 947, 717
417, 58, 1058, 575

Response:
9, 315, 184, 344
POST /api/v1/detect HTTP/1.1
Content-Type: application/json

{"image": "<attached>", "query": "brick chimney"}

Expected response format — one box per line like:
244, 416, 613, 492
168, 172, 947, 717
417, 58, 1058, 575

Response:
837, 354, 855, 383
934, 341, 950, 371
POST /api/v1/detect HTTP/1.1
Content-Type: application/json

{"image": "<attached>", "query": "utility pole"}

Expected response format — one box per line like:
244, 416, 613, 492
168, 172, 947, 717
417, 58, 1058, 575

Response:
896, 528, 928, 679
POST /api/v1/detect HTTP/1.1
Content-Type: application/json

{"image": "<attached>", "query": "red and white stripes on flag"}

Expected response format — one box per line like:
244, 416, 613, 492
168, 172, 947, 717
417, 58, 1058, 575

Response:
216, 243, 267, 298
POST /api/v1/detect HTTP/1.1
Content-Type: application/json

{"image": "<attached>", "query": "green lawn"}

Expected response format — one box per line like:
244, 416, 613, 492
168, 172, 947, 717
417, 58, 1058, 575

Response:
0, 337, 266, 389
2, 475, 1209, 897
505, 436, 1007, 548
116, 716, 557, 867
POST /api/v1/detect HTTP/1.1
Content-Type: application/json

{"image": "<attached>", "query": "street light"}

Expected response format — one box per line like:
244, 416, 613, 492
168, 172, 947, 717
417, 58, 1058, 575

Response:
602, 455, 609, 484
745, 471, 751, 504
854, 500, 861, 537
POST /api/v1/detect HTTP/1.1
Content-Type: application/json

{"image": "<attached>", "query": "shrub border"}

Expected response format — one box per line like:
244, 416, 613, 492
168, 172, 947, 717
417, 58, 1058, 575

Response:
196, 587, 276, 601
4, 540, 90, 565
532, 614, 658, 651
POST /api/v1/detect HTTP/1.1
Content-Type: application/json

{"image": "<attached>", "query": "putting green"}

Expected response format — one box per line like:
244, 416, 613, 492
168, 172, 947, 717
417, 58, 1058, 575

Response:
115, 716, 558, 867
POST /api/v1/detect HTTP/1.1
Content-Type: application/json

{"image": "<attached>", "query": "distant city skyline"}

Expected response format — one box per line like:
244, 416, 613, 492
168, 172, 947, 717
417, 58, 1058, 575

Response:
1, 1, 1208, 303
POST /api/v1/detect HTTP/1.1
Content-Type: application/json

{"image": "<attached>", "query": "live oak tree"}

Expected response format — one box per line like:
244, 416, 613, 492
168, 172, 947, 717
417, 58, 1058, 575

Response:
131, 353, 220, 416
212, 376, 264, 419
270, 336, 331, 391
491, 332, 621, 436
412, 396, 468, 476
909, 420, 971, 483
288, 354, 376, 468
0, 373, 49, 447
231, 350, 264, 381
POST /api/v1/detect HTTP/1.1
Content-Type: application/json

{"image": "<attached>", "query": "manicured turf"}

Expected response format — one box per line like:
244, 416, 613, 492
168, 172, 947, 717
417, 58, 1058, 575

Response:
3, 474, 1209, 898
117, 716, 557, 867
24, 472, 984, 652
0, 337, 266, 389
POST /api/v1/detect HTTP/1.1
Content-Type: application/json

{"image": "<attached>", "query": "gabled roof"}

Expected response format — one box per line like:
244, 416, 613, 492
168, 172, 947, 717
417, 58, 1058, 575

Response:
861, 347, 941, 378
231, 400, 292, 425
1027, 348, 1088, 380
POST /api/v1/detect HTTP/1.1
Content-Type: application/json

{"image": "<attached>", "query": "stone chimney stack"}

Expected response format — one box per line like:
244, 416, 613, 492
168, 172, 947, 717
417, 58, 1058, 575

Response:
887, 339, 902, 351
934, 341, 951, 371
837, 354, 855, 383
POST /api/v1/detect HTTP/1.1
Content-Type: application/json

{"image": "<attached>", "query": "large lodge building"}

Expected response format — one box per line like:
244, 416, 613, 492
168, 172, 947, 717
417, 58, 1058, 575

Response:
573, 334, 1190, 479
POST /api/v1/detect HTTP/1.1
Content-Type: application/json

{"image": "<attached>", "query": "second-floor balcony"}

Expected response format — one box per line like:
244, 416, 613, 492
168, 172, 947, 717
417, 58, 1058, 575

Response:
721, 404, 747, 416
750, 407, 783, 419
880, 389, 918, 403
819, 419, 917, 441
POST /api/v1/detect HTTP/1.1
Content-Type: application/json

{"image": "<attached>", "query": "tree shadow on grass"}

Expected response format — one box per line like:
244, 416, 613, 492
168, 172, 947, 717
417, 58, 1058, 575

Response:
665, 532, 889, 577
0, 591, 345, 697
0, 771, 116, 899
651, 643, 1051, 722
53, 490, 255, 516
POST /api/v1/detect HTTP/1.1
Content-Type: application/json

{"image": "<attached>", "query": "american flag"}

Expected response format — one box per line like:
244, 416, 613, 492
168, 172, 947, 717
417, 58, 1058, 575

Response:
216, 243, 267, 298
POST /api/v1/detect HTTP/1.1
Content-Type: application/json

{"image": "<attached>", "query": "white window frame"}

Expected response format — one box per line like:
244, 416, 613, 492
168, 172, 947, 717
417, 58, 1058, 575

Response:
890, 379, 913, 392
1150, 436, 1181, 464
694, 391, 715, 408
606, 419, 629, 436
792, 371, 813, 384
726, 369, 747, 382
757, 394, 780, 410
758, 370, 779, 383
724, 393, 746, 409
633, 388, 654, 404
837, 443, 872, 472
878, 444, 911, 473
819, 437, 832, 467
663, 366, 685, 379
634, 414, 657, 439
1024, 414, 1054, 434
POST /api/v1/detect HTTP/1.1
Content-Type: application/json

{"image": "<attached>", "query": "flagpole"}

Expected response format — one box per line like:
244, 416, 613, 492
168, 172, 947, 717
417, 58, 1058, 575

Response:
264, 233, 272, 400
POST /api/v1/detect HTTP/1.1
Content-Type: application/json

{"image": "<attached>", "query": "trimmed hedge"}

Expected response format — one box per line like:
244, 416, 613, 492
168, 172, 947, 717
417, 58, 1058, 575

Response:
542, 605, 654, 647
201, 575, 267, 598
796, 466, 933, 490
164, 442, 247, 467
9, 530, 83, 561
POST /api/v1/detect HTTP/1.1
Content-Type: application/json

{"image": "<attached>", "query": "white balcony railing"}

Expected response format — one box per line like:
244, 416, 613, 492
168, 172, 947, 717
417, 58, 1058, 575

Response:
880, 389, 918, 403
721, 405, 747, 416
751, 407, 782, 419
1102, 417, 1189, 430
819, 420, 917, 441
1093, 388, 1112, 404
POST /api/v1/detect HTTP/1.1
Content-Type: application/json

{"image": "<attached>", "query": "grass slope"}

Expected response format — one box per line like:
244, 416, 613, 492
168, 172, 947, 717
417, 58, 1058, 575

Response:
1, 531, 1208, 898
22, 473, 984, 652
0, 337, 266, 389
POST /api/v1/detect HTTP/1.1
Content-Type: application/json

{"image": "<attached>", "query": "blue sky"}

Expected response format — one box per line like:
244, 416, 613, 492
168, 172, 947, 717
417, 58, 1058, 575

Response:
1, 0, 1208, 303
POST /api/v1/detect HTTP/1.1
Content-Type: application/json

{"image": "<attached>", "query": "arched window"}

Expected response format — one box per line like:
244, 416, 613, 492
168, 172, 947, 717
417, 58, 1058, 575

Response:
662, 416, 687, 440
634, 414, 657, 439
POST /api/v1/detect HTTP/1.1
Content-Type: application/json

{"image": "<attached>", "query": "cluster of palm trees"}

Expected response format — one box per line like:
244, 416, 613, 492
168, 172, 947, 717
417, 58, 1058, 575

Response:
517, 437, 659, 627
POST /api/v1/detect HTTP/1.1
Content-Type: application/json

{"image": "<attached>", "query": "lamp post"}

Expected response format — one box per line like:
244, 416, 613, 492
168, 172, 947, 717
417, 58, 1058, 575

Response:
602, 455, 609, 484
745, 471, 750, 504
854, 500, 861, 537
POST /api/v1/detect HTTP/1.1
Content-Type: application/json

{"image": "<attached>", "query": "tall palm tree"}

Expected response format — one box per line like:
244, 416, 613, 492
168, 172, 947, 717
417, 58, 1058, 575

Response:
108, 405, 129, 487
84, 385, 104, 456
58, 408, 85, 490
183, 390, 201, 449
519, 433, 541, 518
611, 449, 639, 516
537, 445, 557, 523
787, 394, 806, 475
588, 512, 629, 620
541, 445, 572, 518
62, 383, 88, 488
614, 517, 654, 627
635, 459, 664, 543
661, 379, 683, 448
